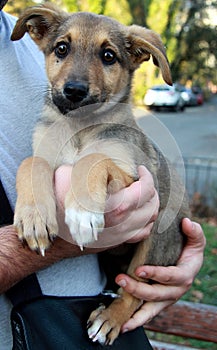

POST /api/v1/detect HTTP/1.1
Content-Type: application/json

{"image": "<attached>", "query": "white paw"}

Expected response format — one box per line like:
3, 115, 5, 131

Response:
65, 207, 105, 249
88, 319, 108, 345
87, 305, 120, 345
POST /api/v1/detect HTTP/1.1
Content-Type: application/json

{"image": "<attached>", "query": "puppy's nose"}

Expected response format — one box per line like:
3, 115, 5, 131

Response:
63, 81, 88, 103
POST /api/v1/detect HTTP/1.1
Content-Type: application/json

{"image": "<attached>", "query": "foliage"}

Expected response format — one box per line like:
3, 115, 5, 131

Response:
4, 0, 217, 103
125, 0, 150, 26
4, 0, 35, 15
164, 0, 217, 86
60, 0, 107, 13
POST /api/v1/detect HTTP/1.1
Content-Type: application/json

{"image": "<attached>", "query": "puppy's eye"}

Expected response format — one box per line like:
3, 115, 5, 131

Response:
55, 42, 69, 58
101, 49, 117, 65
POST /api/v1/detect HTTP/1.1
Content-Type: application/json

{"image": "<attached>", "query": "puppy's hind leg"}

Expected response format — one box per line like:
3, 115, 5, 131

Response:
14, 156, 58, 255
87, 239, 152, 345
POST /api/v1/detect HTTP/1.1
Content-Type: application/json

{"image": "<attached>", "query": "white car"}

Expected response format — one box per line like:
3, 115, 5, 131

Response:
144, 84, 185, 111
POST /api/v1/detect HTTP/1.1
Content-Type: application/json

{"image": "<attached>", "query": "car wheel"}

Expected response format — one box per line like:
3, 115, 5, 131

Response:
180, 104, 185, 112
174, 100, 185, 112
173, 103, 180, 112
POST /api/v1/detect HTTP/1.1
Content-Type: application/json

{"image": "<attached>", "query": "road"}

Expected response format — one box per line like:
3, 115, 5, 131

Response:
135, 95, 217, 160
135, 96, 217, 202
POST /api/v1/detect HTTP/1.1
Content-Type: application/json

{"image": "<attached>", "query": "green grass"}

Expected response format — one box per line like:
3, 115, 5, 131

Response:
146, 223, 217, 349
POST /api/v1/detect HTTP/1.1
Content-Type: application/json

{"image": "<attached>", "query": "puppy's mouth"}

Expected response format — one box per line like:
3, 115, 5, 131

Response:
52, 93, 102, 115
51, 82, 106, 115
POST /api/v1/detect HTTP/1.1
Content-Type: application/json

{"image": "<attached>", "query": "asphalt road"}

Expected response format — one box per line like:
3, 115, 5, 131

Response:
135, 96, 217, 202
135, 95, 217, 160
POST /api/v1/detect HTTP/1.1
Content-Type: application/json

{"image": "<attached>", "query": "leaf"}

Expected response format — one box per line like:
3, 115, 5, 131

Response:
191, 290, 204, 302
211, 248, 217, 255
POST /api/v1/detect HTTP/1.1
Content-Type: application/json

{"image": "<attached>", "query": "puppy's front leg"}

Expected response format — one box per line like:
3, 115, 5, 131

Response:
14, 156, 58, 255
65, 153, 133, 249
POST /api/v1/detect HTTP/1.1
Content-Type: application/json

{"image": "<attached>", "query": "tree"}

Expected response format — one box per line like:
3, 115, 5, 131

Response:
126, 0, 151, 26
4, 0, 35, 16
57, 0, 132, 24
62, 0, 107, 13
167, 0, 217, 85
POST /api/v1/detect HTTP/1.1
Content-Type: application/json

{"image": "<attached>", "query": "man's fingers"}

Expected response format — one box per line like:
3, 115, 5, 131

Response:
54, 165, 72, 208
115, 274, 185, 301
126, 222, 154, 243
105, 167, 159, 236
121, 300, 173, 332
134, 265, 190, 285
181, 218, 206, 248
117, 218, 206, 332
105, 165, 158, 214
123, 165, 157, 210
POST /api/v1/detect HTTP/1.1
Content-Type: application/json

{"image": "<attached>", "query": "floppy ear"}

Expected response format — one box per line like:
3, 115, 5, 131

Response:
11, 3, 67, 50
126, 25, 172, 86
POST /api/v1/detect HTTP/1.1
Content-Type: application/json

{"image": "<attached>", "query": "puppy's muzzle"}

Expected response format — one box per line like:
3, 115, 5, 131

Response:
63, 81, 89, 103
52, 81, 100, 115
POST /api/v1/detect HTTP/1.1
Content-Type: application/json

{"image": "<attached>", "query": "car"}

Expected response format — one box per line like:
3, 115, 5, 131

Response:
180, 87, 198, 106
144, 84, 185, 111
192, 86, 204, 105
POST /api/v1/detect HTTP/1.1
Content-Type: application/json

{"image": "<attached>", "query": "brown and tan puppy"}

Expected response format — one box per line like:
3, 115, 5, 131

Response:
11, 3, 189, 346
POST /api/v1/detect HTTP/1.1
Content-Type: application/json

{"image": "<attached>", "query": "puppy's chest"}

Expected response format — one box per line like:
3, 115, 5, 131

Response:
33, 122, 92, 168
33, 121, 137, 177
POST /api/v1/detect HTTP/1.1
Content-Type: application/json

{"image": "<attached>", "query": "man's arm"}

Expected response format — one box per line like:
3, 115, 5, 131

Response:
0, 225, 87, 293
0, 165, 159, 293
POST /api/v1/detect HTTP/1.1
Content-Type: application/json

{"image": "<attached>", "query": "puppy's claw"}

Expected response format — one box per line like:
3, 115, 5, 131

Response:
40, 248, 45, 257
65, 207, 105, 248
48, 234, 55, 243
14, 203, 58, 253
87, 303, 122, 345
87, 320, 92, 329
88, 324, 107, 345
35, 248, 40, 255
105, 339, 111, 346
90, 222, 98, 241
20, 238, 28, 248
93, 228, 98, 241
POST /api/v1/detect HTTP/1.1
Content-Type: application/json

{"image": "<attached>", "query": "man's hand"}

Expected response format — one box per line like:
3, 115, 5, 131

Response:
114, 218, 206, 332
0, 164, 158, 293
55, 165, 159, 248
105, 165, 159, 243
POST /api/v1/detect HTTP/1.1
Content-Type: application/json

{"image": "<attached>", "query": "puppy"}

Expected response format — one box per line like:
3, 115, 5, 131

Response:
11, 3, 190, 346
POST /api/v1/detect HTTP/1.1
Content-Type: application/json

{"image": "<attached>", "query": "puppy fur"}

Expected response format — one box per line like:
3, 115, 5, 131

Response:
12, 3, 190, 345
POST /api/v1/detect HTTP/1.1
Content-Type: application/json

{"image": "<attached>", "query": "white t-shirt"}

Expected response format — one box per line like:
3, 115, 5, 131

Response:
0, 11, 106, 349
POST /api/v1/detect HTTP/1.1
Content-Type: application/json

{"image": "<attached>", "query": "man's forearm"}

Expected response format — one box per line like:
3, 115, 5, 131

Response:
0, 166, 159, 293
0, 225, 95, 293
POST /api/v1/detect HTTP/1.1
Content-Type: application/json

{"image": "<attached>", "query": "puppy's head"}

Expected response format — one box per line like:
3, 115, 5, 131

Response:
11, 3, 172, 115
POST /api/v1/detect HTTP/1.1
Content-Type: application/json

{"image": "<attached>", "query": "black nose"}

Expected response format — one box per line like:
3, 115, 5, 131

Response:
63, 81, 88, 103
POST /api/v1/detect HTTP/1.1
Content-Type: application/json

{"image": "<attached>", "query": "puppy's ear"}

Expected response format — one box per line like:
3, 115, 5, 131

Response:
11, 3, 67, 50
126, 25, 172, 86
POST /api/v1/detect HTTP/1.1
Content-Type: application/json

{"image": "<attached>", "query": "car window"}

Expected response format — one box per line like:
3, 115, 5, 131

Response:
152, 86, 170, 91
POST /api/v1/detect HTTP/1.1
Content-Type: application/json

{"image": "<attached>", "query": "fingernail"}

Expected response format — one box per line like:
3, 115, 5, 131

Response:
138, 271, 147, 278
117, 279, 127, 287
122, 328, 129, 334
